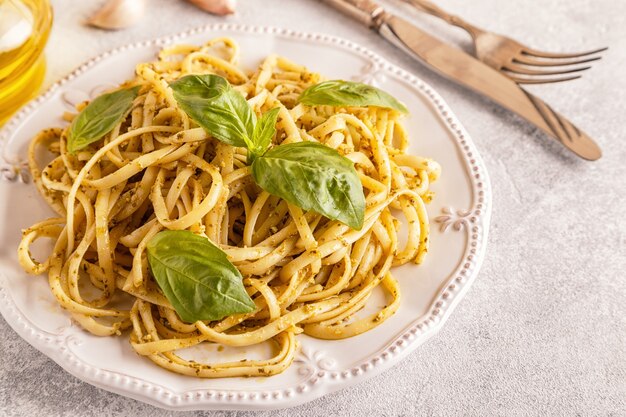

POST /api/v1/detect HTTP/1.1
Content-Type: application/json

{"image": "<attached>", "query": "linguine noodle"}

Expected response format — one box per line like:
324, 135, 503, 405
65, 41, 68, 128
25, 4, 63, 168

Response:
18, 37, 440, 377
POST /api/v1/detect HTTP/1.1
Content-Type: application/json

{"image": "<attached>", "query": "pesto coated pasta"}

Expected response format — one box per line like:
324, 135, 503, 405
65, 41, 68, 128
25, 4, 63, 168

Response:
18, 37, 441, 378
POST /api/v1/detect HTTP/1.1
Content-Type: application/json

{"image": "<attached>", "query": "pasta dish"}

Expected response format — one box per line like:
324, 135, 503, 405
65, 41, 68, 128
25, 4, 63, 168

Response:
18, 37, 440, 378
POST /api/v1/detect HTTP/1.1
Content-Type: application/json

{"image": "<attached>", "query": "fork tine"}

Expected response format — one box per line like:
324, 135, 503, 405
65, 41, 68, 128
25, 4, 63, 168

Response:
513, 54, 602, 67
522, 46, 608, 60
504, 63, 591, 76
506, 74, 582, 85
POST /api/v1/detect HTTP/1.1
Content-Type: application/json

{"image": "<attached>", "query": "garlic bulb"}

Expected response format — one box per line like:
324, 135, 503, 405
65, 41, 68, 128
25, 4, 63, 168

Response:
187, 0, 237, 15
87, 0, 147, 30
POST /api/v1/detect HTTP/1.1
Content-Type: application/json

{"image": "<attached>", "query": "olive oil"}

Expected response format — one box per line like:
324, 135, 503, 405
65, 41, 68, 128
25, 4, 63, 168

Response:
0, 0, 52, 125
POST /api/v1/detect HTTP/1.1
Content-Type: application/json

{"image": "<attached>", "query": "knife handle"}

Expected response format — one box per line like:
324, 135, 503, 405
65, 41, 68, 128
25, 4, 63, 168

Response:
321, 0, 386, 28
521, 90, 602, 160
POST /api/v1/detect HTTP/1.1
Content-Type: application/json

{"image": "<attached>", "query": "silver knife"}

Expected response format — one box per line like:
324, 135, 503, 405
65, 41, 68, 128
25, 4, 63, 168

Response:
322, 0, 602, 161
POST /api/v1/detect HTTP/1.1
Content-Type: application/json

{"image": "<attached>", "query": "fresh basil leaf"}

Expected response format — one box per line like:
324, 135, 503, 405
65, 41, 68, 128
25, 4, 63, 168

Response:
299, 80, 408, 113
251, 107, 280, 157
251, 142, 365, 230
169, 74, 255, 149
146, 230, 255, 323
67, 86, 140, 153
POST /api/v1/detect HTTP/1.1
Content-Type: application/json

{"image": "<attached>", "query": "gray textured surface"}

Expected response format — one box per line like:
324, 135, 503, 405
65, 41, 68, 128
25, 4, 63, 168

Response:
2, 0, 626, 416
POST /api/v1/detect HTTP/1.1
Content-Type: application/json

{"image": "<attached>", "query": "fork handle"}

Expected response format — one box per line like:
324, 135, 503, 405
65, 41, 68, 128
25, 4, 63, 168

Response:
405, 0, 485, 40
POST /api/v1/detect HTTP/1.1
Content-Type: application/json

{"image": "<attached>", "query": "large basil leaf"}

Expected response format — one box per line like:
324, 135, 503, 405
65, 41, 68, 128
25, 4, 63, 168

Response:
251, 142, 365, 230
67, 86, 140, 153
251, 107, 280, 157
298, 80, 408, 113
146, 230, 255, 323
169, 74, 255, 149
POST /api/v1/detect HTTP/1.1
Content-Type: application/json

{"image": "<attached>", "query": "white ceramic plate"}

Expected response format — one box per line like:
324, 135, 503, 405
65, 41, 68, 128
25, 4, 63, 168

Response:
0, 24, 491, 411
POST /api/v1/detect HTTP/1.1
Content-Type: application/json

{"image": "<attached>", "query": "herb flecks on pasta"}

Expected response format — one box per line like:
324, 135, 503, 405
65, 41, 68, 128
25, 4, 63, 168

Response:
18, 37, 441, 378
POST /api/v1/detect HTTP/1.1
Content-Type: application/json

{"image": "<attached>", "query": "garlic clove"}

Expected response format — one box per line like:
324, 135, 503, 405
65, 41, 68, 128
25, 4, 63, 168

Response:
187, 0, 237, 15
87, 0, 146, 30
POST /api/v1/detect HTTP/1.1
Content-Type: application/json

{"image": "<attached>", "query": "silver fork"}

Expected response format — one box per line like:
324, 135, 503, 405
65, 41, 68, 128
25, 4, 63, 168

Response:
402, 0, 608, 84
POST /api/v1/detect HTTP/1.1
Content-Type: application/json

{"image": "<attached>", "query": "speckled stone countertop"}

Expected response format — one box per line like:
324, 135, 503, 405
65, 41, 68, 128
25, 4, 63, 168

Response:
1, 0, 625, 416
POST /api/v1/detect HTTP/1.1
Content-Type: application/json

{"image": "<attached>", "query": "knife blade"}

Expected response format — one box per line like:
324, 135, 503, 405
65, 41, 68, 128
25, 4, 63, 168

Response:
323, 0, 602, 161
